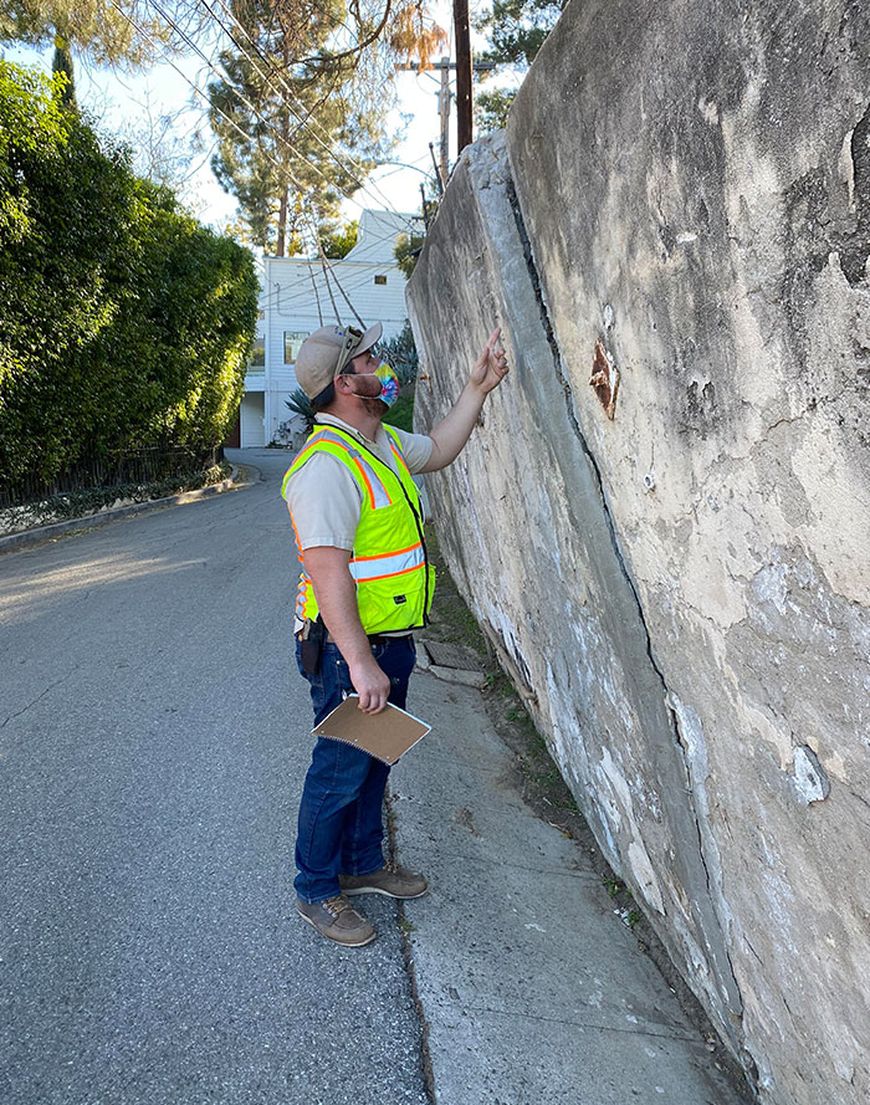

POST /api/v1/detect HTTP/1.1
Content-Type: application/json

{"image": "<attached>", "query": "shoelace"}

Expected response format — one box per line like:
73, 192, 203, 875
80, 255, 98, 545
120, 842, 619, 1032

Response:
322, 894, 353, 918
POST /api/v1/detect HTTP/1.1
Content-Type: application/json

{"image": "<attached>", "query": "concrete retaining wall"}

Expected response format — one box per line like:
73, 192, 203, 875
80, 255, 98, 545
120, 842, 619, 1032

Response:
406, 3, 870, 1102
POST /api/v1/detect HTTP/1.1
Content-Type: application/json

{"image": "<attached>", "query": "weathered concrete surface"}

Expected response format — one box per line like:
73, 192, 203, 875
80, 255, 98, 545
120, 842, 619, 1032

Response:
406, 3, 870, 1102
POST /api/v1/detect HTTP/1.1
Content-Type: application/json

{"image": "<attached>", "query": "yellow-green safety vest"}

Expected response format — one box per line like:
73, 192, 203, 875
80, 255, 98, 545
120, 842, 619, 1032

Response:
282, 423, 435, 635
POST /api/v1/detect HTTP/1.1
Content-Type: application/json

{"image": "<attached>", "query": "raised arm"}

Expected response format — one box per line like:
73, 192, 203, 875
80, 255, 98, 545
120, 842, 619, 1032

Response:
422, 327, 509, 473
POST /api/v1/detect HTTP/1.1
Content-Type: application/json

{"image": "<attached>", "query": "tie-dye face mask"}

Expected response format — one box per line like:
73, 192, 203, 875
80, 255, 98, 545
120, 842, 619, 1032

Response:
374, 363, 400, 408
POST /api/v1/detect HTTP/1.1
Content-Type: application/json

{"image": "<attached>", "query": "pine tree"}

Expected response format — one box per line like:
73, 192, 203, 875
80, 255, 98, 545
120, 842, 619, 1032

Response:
207, 0, 391, 256
474, 0, 568, 131
0, 0, 170, 70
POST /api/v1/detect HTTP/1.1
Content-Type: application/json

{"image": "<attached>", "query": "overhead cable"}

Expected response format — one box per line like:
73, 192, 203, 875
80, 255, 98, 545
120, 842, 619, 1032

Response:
110, 0, 313, 201
306, 258, 324, 326
313, 233, 368, 328
318, 253, 342, 324
199, 0, 422, 235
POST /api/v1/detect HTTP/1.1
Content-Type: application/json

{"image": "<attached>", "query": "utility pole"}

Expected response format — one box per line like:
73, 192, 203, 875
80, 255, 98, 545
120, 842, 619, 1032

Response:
453, 0, 473, 154
396, 59, 495, 187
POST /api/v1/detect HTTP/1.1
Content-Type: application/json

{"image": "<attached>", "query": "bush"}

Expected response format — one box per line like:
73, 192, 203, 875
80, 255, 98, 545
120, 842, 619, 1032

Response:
383, 389, 415, 432
380, 321, 418, 385
286, 387, 316, 433
0, 61, 258, 489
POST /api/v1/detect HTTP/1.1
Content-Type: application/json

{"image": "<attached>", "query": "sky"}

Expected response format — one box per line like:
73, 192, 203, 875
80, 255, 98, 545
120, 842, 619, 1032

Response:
0, 2, 495, 235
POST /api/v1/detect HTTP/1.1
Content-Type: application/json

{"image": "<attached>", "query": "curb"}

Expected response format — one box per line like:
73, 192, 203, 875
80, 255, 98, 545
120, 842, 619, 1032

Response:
0, 466, 255, 556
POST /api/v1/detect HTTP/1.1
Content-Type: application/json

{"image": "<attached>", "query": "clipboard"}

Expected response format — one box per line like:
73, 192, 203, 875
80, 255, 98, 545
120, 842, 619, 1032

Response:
312, 694, 431, 765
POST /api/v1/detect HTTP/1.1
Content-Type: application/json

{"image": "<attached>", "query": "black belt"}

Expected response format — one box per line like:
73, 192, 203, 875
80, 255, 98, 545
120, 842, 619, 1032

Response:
324, 632, 411, 645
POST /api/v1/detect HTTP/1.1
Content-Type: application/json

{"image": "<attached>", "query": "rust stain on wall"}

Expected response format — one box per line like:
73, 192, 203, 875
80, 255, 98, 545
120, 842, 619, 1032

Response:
590, 339, 620, 420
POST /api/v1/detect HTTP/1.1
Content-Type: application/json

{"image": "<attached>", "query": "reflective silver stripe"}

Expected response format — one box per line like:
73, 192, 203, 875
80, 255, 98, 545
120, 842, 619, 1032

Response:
350, 544, 425, 582
296, 574, 311, 618
309, 430, 392, 509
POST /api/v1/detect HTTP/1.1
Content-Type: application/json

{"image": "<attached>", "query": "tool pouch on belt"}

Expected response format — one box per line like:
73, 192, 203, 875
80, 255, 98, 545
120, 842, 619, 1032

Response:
300, 617, 326, 676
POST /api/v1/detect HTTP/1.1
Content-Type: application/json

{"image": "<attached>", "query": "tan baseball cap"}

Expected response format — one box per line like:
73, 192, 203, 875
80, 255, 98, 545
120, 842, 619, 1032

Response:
295, 322, 384, 399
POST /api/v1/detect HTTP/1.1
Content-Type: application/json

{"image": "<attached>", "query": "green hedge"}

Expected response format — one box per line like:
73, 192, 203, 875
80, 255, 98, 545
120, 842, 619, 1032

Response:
0, 62, 258, 488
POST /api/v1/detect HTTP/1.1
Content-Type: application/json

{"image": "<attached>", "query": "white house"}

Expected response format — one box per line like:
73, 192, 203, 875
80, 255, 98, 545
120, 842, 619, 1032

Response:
233, 209, 421, 448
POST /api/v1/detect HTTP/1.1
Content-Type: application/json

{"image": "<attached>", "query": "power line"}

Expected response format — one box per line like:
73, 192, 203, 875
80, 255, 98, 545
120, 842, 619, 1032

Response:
315, 230, 367, 327
317, 251, 342, 324
208, 0, 409, 218
306, 257, 324, 326
138, 0, 415, 244
199, 0, 421, 234
111, 0, 428, 267
262, 263, 409, 316
259, 272, 383, 317
146, 0, 337, 194
109, 0, 312, 201
255, 240, 417, 303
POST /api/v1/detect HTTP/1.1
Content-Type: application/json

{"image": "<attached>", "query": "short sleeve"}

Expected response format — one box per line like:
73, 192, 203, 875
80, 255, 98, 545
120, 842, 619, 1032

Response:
284, 453, 362, 551
389, 426, 434, 475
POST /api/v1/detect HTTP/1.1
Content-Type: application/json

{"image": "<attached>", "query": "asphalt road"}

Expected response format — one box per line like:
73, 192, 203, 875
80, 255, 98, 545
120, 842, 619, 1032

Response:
0, 450, 429, 1105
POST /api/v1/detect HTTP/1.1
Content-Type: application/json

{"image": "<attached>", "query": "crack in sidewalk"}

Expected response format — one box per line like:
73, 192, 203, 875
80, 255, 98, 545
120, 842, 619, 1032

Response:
437, 998, 708, 1046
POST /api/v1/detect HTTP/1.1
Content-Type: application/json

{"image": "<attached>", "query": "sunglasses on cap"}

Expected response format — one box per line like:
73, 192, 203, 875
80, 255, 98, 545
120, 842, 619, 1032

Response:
335, 326, 363, 375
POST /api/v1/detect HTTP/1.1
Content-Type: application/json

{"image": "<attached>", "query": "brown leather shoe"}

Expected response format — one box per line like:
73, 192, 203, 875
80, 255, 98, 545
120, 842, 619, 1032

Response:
296, 894, 376, 946
339, 862, 428, 899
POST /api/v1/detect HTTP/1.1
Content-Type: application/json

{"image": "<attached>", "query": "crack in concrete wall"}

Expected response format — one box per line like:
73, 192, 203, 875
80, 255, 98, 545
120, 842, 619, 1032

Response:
408, 2, 870, 1101
409, 132, 745, 1059
505, 171, 746, 1043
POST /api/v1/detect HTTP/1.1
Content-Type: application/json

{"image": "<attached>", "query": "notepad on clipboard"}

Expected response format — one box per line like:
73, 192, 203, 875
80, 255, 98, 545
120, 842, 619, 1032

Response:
312, 694, 431, 765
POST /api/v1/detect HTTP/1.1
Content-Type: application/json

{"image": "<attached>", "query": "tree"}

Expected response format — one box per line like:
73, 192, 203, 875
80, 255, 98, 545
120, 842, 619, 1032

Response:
207, 0, 390, 256
114, 93, 211, 214
320, 219, 359, 258
207, 0, 447, 255
473, 0, 567, 132
0, 61, 257, 486
51, 33, 75, 106
394, 230, 425, 279
0, 0, 217, 127
0, 1, 170, 77
475, 87, 516, 132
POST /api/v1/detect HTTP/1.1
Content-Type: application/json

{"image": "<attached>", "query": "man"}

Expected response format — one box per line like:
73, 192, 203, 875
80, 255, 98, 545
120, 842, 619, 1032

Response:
283, 319, 508, 946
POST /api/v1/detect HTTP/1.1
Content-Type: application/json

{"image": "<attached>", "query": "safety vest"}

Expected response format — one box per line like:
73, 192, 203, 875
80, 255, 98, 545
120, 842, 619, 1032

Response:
282, 423, 436, 635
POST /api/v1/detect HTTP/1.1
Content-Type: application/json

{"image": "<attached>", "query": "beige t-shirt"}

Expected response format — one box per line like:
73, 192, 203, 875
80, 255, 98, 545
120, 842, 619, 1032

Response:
284, 414, 433, 552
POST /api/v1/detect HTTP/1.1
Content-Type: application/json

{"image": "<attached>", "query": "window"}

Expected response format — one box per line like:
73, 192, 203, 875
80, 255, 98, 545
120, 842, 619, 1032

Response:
374, 274, 387, 285
284, 331, 307, 364
249, 338, 265, 368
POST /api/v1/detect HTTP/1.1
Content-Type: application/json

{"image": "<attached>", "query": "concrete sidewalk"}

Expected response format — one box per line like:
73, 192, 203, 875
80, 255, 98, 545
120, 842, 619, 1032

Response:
390, 671, 747, 1105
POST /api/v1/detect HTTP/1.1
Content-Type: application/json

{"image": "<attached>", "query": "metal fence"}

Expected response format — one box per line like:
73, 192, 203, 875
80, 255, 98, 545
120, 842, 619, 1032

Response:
0, 445, 224, 511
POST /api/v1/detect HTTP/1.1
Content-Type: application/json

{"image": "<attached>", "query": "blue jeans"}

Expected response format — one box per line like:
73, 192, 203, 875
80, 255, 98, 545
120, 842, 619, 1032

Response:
294, 636, 417, 903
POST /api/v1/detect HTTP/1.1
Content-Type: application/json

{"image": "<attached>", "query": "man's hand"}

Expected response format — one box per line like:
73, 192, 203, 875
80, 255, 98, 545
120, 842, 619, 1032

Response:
348, 654, 391, 715
469, 327, 509, 394
304, 546, 391, 714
